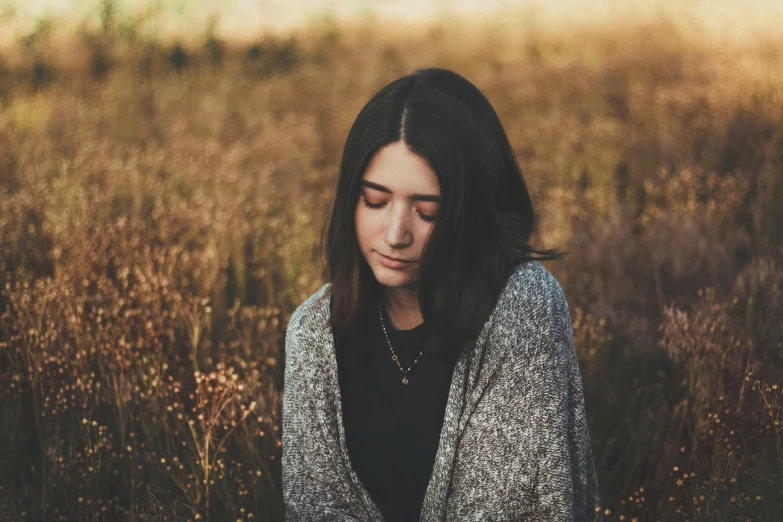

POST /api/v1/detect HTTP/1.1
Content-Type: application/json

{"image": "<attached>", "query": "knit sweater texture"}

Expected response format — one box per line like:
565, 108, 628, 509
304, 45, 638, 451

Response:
282, 260, 604, 521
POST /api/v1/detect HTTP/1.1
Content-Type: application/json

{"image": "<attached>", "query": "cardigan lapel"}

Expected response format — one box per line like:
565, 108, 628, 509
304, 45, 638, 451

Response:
455, 267, 521, 444
421, 262, 528, 520
304, 292, 386, 521
420, 283, 516, 521
417, 338, 471, 521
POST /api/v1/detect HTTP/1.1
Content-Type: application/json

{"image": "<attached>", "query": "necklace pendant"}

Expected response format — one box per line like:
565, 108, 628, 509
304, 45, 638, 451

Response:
402, 376, 408, 385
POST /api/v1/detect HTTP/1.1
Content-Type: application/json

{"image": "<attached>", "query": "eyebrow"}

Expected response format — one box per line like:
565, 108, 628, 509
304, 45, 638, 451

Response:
360, 180, 441, 202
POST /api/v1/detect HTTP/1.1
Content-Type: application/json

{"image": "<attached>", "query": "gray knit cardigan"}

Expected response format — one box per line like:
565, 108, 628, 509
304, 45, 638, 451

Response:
282, 260, 604, 521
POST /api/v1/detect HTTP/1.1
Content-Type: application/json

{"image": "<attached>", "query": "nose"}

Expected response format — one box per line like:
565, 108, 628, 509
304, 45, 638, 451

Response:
383, 203, 413, 248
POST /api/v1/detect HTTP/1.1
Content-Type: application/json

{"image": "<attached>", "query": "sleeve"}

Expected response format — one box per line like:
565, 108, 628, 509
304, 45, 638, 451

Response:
281, 315, 364, 522
531, 293, 604, 522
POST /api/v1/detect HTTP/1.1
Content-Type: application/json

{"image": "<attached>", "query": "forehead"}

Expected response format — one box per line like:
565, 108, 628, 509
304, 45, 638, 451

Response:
362, 142, 440, 195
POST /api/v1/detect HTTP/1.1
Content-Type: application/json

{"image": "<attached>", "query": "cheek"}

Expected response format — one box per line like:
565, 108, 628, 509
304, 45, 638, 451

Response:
354, 206, 374, 248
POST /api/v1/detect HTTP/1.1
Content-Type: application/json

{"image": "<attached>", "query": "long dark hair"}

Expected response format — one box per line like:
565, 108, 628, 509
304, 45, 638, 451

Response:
318, 67, 566, 364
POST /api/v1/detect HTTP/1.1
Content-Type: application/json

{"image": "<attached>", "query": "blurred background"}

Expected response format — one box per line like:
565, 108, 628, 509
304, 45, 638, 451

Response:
1, 0, 782, 520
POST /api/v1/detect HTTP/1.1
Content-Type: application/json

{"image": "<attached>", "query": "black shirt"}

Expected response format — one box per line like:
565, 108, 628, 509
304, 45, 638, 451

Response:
334, 298, 458, 522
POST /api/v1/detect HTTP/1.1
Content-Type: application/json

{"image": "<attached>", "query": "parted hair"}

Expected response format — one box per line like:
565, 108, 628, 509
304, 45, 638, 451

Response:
318, 67, 566, 364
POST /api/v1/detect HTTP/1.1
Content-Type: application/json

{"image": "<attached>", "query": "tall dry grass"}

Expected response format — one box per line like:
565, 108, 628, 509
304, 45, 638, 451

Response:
0, 9, 782, 521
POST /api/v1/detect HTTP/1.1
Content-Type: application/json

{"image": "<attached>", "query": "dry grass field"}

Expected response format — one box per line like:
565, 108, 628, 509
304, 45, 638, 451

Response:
1, 1, 782, 520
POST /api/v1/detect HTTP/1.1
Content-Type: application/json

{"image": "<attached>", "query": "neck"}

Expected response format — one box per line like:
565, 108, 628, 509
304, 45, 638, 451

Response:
382, 285, 423, 330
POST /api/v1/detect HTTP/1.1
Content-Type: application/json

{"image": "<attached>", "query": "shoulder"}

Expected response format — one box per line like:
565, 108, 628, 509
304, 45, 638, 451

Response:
491, 260, 572, 351
503, 260, 569, 321
285, 282, 332, 353
505, 260, 565, 300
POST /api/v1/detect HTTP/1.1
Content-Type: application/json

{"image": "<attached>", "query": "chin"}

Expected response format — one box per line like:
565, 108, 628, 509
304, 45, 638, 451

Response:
372, 266, 415, 287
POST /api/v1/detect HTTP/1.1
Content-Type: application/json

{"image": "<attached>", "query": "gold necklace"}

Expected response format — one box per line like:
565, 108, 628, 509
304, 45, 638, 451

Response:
378, 301, 425, 385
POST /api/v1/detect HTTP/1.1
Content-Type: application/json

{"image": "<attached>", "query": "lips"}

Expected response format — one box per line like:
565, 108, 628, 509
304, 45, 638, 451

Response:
380, 253, 412, 263
377, 252, 415, 268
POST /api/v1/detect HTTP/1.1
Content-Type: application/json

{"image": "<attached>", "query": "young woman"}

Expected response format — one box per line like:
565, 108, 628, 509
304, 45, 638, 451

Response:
282, 68, 603, 521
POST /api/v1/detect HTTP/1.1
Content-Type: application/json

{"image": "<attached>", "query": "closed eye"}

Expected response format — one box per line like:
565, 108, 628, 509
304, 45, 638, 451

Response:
361, 197, 437, 222
362, 199, 385, 209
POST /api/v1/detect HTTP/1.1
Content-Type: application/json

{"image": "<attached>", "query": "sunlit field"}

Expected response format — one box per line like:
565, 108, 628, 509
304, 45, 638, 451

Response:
1, 0, 783, 520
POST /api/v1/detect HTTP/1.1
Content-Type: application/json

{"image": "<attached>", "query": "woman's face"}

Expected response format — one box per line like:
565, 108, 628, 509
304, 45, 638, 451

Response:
355, 141, 441, 291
